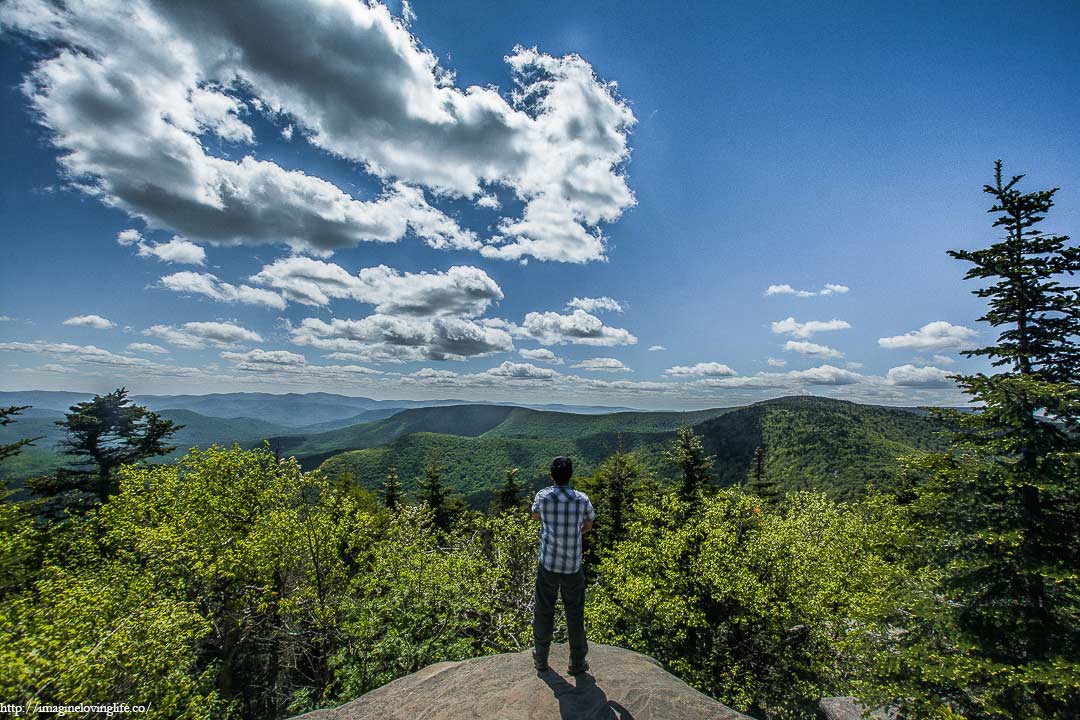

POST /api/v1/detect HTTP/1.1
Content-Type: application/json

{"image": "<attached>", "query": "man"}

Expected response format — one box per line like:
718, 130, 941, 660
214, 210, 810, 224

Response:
530, 455, 595, 675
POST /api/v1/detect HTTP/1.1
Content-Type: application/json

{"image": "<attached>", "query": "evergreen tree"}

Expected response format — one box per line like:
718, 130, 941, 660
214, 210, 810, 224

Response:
382, 467, 401, 511
495, 467, 522, 512
52, 388, 182, 499
0, 405, 40, 462
418, 459, 450, 530
746, 445, 778, 501
884, 162, 1080, 717
663, 425, 714, 508
591, 449, 644, 549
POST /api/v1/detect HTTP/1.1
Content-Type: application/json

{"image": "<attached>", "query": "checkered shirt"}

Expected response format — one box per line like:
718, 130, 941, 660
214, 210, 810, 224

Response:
532, 484, 596, 574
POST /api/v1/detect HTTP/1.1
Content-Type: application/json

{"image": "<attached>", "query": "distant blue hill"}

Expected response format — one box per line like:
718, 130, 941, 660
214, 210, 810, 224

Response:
0, 390, 640, 429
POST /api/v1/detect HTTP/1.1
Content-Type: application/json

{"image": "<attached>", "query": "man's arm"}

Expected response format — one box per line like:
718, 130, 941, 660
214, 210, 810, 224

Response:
531, 511, 541, 521
581, 519, 593, 533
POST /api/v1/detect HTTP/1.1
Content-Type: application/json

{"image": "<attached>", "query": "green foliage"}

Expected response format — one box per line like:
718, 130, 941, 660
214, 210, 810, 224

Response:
0, 561, 225, 719
588, 489, 910, 718
329, 508, 537, 696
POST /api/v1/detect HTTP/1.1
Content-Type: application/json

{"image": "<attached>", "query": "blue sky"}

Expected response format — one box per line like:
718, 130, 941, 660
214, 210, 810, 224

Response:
1, 0, 1078, 409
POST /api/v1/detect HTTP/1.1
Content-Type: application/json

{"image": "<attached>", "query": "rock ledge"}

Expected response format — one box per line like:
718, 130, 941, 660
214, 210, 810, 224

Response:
294, 643, 751, 720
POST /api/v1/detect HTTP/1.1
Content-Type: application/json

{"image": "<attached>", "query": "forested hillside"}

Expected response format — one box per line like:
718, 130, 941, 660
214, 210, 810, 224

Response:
315, 396, 950, 503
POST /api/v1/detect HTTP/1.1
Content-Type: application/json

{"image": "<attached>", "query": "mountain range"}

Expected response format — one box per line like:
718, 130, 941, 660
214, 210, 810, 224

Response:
1, 391, 952, 503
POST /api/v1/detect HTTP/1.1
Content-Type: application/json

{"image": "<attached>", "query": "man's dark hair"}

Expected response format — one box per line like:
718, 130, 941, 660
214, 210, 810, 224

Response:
550, 456, 573, 485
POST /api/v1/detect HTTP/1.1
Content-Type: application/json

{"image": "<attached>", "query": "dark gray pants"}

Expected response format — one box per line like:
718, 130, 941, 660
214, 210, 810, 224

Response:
533, 564, 588, 666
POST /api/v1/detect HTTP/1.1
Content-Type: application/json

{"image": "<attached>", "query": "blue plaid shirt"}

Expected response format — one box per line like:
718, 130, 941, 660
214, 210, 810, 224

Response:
532, 485, 595, 574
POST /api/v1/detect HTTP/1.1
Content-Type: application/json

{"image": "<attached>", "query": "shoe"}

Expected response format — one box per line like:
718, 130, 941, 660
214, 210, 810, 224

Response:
532, 650, 549, 672
567, 660, 589, 674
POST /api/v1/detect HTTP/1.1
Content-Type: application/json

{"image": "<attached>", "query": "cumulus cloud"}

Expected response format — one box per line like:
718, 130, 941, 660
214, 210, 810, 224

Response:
250, 258, 502, 316
63, 314, 116, 329
145, 321, 262, 349
765, 283, 849, 297
571, 357, 632, 373
221, 348, 306, 366
520, 309, 636, 346
289, 315, 514, 362
783, 340, 843, 358
878, 321, 977, 351
885, 364, 956, 388
117, 229, 206, 265
771, 316, 851, 339
519, 348, 563, 364
647, 345, 666, 352
139, 237, 207, 265
160, 271, 286, 309
3, 0, 635, 262
664, 362, 737, 378
566, 296, 623, 313
127, 342, 170, 355
484, 361, 559, 381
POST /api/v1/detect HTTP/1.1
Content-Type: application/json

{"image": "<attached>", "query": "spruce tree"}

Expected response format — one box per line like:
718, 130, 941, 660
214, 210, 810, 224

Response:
382, 467, 401, 511
746, 445, 778, 501
887, 162, 1080, 717
495, 467, 522, 512
49, 388, 182, 500
592, 449, 643, 548
418, 459, 450, 530
664, 425, 714, 508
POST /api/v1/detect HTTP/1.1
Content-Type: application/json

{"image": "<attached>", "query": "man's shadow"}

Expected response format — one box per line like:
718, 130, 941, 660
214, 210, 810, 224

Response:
539, 670, 635, 719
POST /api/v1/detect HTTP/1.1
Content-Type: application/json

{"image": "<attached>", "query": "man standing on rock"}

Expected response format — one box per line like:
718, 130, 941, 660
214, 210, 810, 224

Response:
530, 456, 596, 675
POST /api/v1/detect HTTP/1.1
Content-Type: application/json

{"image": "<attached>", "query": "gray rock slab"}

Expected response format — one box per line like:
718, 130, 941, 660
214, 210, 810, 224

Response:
294, 643, 751, 720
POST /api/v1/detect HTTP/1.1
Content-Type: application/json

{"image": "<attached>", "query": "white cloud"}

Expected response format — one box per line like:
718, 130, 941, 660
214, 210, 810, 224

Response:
771, 316, 851, 339
519, 348, 563, 364
290, 314, 514, 362
520, 309, 636, 346
571, 357, 632, 373
664, 362, 737, 378
137, 237, 207, 265
932, 354, 956, 365
160, 271, 286, 309
885, 364, 955, 388
145, 321, 262, 349
566, 296, 623, 313
766, 357, 787, 367
783, 340, 843, 358
484, 361, 559, 381
63, 314, 115, 329
4, 0, 635, 262
878, 321, 977, 351
698, 364, 863, 389
117, 229, 206, 265
127, 342, 170, 355
647, 345, 666, 352
0, 340, 202, 377
221, 349, 307, 366
250, 258, 502, 316
765, 283, 849, 298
